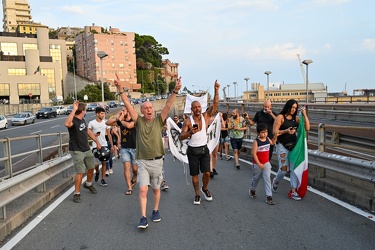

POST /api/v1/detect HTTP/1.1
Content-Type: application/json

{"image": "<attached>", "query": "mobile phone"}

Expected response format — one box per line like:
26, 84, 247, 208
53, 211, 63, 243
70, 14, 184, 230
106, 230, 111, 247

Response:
96, 131, 101, 135
193, 124, 198, 129
292, 127, 297, 130
242, 113, 247, 118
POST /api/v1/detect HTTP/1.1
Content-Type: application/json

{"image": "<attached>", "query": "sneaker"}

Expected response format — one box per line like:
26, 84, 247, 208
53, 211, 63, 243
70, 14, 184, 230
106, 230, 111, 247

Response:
226, 156, 231, 161
249, 190, 256, 198
236, 164, 240, 170
152, 210, 161, 222
290, 191, 301, 201
73, 194, 81, 203
193, 195, 201, 205
266, 196, 275, 205
138, 216, 148, 229
109, 169, 113, 174
272, 179, 278, 192
220, 155, 223, 160
101, 179, 108, 187
213, 169, 218, 175
200, 186, 213, 201
105, 170, 109, 177
83, 182, 97, 194
95, 172, 99, 182
161, 181, 169, 191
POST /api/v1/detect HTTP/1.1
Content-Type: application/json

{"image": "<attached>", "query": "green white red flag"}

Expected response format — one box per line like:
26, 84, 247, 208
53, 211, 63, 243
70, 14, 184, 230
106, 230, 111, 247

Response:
288, 115, 308, 198
34, 66, 40, 74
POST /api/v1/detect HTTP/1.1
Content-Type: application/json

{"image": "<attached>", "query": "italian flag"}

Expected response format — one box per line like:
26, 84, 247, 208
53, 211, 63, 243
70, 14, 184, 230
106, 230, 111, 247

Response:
288, 115, 308, 198
34, 66, 40, 74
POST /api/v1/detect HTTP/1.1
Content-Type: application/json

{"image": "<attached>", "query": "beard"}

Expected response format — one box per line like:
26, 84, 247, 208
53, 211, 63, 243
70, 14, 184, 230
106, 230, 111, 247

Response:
233, 115, 238, 119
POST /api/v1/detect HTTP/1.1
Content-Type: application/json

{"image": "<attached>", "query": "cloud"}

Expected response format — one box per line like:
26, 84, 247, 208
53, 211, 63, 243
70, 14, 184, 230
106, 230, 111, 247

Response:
60, 5, 85, 15
362, 38, 375, 52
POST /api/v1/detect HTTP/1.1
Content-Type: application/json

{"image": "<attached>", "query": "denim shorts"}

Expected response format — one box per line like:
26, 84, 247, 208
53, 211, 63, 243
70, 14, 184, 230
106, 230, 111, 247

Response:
120, 148, 136, 164
230, 138, 243, 150
220, 136, 230, 144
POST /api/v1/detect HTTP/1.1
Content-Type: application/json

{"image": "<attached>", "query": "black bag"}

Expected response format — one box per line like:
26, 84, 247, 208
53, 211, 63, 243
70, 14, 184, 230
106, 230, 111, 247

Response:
189, 145, 208, 155
283, 142, 296, 151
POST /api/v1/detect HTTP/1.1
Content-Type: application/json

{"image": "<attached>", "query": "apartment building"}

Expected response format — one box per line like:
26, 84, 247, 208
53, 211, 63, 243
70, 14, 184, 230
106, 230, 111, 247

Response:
74, 25, 140, 94
161, 59, 179, 84
2, 0, 32, 32
0, 27, 67, 104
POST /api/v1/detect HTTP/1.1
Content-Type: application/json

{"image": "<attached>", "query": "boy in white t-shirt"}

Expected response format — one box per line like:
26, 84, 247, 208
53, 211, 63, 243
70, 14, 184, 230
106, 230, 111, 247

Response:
88, 107, 113, 187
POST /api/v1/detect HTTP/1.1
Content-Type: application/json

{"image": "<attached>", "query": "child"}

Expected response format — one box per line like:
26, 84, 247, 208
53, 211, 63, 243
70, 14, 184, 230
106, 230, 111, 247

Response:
250, 123, 277, 205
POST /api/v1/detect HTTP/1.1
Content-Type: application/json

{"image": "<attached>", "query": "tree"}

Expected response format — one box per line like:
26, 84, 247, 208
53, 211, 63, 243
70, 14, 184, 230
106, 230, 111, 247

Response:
135, 34, 169, 68
76, 83, 115, 103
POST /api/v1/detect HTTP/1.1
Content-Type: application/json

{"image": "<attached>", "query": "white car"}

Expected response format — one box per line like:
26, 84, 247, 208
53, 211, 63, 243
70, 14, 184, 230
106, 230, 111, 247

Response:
0, 115, 8, 129
11, 112, 35, 126
54, 105, 67, 115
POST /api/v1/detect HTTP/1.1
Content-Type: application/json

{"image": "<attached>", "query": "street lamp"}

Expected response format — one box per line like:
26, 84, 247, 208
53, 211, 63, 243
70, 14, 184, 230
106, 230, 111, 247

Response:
233, 82, 237, 100
264, 71, 272, 98
227, 84, 230, 99
72, 57, 77, 100
97, 51, 108, 107
302, 59, 313, 103
244, 77, 250, 92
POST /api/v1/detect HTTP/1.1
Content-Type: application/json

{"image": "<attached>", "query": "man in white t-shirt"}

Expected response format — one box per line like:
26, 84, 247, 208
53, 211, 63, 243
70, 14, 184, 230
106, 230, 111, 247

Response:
88, 107, 113, 187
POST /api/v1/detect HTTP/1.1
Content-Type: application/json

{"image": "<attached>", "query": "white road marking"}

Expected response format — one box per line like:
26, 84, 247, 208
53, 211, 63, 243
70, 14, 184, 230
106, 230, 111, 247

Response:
30, 130, 42, 134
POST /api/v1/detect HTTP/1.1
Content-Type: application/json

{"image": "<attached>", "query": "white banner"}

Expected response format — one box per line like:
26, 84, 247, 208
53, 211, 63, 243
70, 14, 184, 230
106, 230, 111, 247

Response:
166, 113, 221, 164
183, 94, 208, 114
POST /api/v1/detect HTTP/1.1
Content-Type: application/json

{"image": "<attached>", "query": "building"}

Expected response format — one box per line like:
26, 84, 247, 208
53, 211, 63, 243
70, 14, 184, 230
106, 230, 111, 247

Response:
2, 0, 32, 32
74, 24, 140, 96
243, 82, 327, 103
0, 27, 67, 104
161, 59, 179, 84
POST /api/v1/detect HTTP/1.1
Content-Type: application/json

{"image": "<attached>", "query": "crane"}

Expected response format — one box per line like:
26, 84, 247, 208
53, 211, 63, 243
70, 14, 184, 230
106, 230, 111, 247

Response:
297, 54, 306, 83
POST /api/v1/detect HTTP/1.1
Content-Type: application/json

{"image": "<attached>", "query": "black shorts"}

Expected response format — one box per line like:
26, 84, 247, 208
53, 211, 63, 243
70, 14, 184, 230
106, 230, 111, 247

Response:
187, 145, 210, 176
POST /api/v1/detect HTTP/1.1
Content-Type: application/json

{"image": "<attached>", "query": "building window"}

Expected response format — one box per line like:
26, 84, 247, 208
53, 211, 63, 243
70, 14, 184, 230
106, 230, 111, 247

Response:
119, 63, 124, 68
17, 83, 41, 95
40, 69, 56, 99
22, 43, 38, 54
0, 42, 17, 55
8, 68, 26, 75
0, 83, 10, 95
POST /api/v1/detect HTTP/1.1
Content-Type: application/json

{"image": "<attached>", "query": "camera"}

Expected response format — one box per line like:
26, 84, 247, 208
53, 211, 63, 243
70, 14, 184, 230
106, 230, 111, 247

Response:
193, 124, 198, 129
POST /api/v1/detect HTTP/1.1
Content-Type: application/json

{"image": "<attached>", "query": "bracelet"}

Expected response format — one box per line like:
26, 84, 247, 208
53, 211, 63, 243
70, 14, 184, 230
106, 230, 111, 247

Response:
116, 120, 122, 126
118, 91, 124, 96
172, 90, 178, 94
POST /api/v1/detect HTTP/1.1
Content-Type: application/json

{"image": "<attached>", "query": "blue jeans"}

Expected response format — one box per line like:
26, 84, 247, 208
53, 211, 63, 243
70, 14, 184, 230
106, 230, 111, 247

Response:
274, 143, 298, 188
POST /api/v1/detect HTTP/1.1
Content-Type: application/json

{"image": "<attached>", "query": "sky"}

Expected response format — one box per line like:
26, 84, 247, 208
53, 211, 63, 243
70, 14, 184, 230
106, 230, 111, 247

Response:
5, 0, 375, 96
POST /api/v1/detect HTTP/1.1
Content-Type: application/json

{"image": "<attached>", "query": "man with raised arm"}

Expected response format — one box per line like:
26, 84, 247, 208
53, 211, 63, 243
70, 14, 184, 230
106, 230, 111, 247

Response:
114, 75, 182, 229
180, 80, 220, 205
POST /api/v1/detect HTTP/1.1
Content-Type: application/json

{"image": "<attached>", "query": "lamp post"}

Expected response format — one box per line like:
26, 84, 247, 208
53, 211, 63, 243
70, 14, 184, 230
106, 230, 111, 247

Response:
227, 84, 230, 99
97, 51, 108, 107
244, 77, 250, 92
302, 59, 313, 103
233, 82, 237, 100
264, 71, 272, 98
72, 57, 77, 100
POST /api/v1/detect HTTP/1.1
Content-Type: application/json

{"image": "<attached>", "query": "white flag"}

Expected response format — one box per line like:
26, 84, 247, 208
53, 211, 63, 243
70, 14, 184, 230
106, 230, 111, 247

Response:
184, 94, 208, 114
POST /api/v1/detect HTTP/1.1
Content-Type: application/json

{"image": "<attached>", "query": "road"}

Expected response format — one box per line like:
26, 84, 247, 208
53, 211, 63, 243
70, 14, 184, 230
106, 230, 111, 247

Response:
2, 152, 374, 250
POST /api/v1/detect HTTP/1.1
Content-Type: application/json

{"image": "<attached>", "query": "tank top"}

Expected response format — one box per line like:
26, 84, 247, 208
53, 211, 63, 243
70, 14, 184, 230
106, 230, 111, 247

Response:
254, 137, 270, 164
278, 116, 298, 145
188, 114, 207, 147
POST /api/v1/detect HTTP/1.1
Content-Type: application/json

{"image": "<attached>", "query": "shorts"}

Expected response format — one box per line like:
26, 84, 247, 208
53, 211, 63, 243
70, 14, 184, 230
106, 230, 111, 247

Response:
187, 145, 210, 176
70, 150, 95, 174
220, 136, 230, 144
230, 138, 243, 150
120, 148, 136, 164
137, 159, 163, 189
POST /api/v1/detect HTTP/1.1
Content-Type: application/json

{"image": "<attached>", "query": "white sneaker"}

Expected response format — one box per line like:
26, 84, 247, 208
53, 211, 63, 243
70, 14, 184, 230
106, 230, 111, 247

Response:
105, 170, 109, 176
109, 169, 113, 174
290, 191, 301, 201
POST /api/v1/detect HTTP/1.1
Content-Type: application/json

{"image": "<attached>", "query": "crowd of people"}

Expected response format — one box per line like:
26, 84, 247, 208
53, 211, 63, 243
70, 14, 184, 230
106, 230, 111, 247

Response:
65, 77, 310, 229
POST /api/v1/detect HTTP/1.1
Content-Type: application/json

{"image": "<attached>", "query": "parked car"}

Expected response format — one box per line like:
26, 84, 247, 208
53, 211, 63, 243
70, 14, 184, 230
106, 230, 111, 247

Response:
54, 105, 67, 115
107, 101, 118, 108
11, 112, 35, 126
66, 105, 74, 115
0, 115, 8, 129
36, 107, 57, 119
86, 103, 101, 111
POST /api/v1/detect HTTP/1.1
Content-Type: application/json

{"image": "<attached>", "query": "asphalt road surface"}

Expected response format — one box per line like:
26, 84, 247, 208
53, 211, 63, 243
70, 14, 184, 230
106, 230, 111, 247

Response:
3, 151, 375, 250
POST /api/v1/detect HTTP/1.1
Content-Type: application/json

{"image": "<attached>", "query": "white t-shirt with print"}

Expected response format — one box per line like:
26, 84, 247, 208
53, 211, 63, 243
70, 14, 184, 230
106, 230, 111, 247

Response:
88, 119, 109, 148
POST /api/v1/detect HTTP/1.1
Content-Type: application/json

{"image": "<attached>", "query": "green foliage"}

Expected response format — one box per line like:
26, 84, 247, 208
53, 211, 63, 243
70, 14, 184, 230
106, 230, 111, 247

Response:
76, 83, 115, 102
135, 34, 169, 69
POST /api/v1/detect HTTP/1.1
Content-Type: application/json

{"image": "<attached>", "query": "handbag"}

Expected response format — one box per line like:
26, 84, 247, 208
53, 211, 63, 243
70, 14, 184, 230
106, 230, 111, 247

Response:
189, 145, 208, 155
283, 142, 296, 151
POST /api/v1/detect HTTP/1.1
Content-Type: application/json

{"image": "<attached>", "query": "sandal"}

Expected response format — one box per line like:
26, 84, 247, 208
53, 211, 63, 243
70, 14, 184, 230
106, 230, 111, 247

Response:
131, 177, 137, 187
125, 190, 133, 195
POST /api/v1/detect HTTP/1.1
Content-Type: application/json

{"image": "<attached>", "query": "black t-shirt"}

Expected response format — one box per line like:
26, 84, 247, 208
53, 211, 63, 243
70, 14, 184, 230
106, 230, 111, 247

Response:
253, 110, 277, 137
68, 117, 90, 152
120, 119, 136, 149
